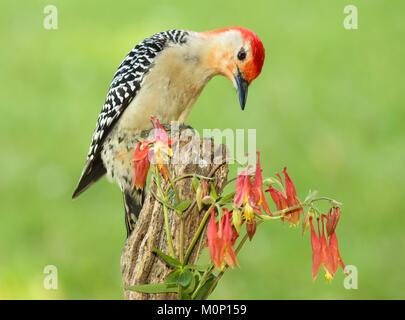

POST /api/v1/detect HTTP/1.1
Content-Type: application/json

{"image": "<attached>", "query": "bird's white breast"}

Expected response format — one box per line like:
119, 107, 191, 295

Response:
116, 42, 214, 135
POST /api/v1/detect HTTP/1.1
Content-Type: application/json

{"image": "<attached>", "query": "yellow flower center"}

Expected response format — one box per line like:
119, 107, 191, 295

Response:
244, 203, 254, 221
324, 269, 333, 283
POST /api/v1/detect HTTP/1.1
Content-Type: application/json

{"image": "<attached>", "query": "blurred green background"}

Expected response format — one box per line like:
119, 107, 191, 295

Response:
1, 0, 404, 299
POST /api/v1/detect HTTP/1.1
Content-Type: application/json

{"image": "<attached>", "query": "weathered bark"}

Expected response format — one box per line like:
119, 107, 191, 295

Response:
121, 129, 228, 300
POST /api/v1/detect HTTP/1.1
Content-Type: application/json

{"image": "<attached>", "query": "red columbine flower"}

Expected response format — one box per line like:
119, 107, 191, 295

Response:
234, 164, 253, 208
148, 116, 174, 180
251, 152, 272, 215
234, 164, 257, 240
233, 152, 271, 239
234, 176, 257, 238
310, 217, 322, 280
310, 216, 346, 282
266, 167, 303, 226
133, 142, 151, 190
207, 208, 239, 269
132, 117, 174, 189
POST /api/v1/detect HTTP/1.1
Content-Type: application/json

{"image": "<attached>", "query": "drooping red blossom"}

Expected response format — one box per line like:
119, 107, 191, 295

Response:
234, 152, 271, 237
267, 187, 288, 212
233, 152, 273, 240
251, 152, 272, 215
234, 166, 257, 228
233, 164, 253, 209
326, 206, 341, 238
207, 208, 239, 269
310, 216, 346, 282
266, 167, 303, 226
148, 116, 175, 179
207, 209, 222, 268
133, 142, 151, 190
132, 117, 174, 188
310, 217, 322, 280
328, 231, 346, 276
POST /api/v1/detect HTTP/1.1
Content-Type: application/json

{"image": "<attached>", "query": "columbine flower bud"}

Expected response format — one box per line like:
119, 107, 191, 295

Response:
263, 178, 277, 186
326, 206, 341, 238
202, 195, 215, 205
302, 208, 315, 236
196, 180, 209, 210
246, 220, 257, 240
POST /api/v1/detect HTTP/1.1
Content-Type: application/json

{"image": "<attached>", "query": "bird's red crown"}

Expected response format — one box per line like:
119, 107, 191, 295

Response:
229, 26, 265, 81
202, 26, 265, 82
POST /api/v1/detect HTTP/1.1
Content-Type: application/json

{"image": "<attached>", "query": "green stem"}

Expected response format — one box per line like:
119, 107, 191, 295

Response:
163, 205, 176, 259
178, 212, 185, 300
154, 165, 176, 259
191, 266, 214, 300
166, 170, 180, 205
149, 188, 178, 211
257, 202, 306, 220
256, 194, 339, 221
178, 284, 183, 300
154, 165, 164, 196
184, 203, 215, 265
194, 221, 209, 261
179, 214, 184, 262
172, 174, 213, 184
312, 197, 343, 206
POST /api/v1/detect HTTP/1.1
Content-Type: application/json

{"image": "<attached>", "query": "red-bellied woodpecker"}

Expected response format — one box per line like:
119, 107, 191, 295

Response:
72, 27, 265, 236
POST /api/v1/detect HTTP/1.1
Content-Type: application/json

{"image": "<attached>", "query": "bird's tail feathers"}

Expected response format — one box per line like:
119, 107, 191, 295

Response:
123, 188, 145, 238
72, 155, 106, 199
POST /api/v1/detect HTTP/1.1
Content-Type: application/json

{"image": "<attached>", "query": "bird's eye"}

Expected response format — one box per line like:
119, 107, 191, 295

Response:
237, 48, 246, 61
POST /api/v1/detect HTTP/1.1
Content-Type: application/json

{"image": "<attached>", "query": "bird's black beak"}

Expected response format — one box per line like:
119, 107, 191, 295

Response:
234, 69, 249, 111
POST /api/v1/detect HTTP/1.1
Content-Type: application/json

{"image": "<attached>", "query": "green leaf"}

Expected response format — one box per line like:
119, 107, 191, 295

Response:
218, 191, 236, 204
210, 183, 218, 201
184, 264, 211, 271
304, 189, 319, 203
183, 273, 197, 294
178, 269, 193, 287
165, 269, 193, 287
192, 176, 199, 192
165, 269, 182, 284
149, 189, 177, 210
167, 189, 176, 203
153, 248, 182, 267
193, 274, 216, 300
125, 283, 178, 293
174, 200, 191, 213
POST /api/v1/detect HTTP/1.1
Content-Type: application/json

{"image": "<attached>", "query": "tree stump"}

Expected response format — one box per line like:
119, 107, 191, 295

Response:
121, 129, 229, 300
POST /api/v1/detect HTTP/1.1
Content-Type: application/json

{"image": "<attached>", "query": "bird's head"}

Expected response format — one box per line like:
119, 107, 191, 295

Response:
200, 27, 265, 110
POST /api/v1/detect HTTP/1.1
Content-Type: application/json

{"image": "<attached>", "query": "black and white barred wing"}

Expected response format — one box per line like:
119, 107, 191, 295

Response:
72, 30, 189, 198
